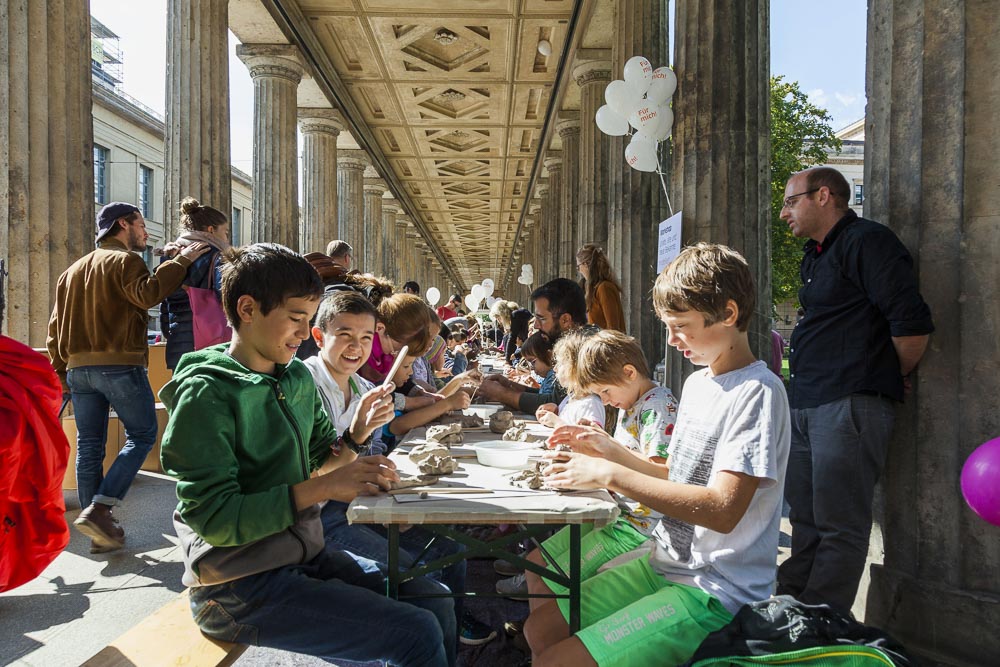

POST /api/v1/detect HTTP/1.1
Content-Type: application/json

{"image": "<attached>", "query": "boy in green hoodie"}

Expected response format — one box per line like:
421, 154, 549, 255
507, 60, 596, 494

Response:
159, 243, 456, 667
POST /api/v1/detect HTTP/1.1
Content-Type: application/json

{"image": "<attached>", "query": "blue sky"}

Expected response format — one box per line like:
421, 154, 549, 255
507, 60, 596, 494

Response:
771, 0, 868, 131
90, 0, 867, 168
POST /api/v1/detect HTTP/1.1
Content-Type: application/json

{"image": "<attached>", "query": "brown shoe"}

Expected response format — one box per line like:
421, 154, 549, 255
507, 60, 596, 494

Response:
74, 503, 124, 551
89, 539, 120, 554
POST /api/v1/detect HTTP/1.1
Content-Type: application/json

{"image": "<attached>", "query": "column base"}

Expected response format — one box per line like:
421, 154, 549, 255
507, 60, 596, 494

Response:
866, 564, 1000, 666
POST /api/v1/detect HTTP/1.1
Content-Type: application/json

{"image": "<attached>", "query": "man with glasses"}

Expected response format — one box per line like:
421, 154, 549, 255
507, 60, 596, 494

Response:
478, 278, 590, 414
325, 240, 354, 271
776, 167, 934, 613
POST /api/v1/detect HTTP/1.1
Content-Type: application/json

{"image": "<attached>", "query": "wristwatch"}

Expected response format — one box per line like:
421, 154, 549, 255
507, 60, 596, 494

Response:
339, 429, 374, 455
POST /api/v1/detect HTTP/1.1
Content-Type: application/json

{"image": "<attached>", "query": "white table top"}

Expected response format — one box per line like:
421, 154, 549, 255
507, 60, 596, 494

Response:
347, 423, 620, 528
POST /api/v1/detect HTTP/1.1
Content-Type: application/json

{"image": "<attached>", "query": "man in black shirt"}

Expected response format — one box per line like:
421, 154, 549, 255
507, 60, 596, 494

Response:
776, 167, 934, 613
477, 278, 588, 414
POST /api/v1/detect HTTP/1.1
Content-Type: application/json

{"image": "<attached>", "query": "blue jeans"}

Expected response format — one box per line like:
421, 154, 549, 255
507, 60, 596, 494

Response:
189, 546, 455, 666
777, 394, 895, 613
321, 502, 468, 622
67, 365, 158, 509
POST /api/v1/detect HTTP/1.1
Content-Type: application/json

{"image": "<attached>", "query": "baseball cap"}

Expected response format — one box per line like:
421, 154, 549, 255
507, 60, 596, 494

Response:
96, 202, 140, 242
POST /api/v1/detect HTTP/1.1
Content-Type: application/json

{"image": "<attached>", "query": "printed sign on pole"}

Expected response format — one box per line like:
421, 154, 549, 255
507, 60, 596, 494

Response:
656, 211, 682, 273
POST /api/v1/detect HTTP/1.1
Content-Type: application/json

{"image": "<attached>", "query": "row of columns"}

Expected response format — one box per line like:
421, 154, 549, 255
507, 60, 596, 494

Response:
511, 1, 669, 366
0, 0, 453, 345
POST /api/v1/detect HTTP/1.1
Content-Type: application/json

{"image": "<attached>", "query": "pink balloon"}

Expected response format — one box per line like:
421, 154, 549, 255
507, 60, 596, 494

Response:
961, 437, 1000, 527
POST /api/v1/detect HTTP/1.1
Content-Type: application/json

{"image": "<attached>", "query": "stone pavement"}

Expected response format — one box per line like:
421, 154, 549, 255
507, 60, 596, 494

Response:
0, 471, 791, 666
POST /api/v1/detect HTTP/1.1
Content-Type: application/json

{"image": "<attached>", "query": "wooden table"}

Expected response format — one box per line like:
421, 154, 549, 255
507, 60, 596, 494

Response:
347, 421, 620, 632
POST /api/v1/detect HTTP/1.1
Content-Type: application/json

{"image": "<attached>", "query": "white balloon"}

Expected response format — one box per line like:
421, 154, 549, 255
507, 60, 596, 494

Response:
651, 106, 674, 140
465, 294, 480, 312
604, 79, 638, 118
471, 283, 485, 301
485, 296, 497, 308
517, 275, 532, 285
523, 264, 534, 275
521, 264, 530, 271
425, 287, 441, 306
595, 104, 630, 136
623, 56, 653, 96
647, 66, 677, 104
628, 103, 661, 133
482, 278, 495, 296
625, 135, 658, 172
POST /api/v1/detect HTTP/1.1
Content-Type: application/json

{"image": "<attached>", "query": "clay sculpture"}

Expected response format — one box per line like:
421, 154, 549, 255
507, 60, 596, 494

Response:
489, 410, 514, 434
425, 423, 463, 446
502, 422, 547, 443
408, 443, 457, 475
461, 413, 485, 428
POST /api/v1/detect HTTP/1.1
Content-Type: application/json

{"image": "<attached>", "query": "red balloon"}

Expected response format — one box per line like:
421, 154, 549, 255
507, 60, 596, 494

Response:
961, 437, 1000, 527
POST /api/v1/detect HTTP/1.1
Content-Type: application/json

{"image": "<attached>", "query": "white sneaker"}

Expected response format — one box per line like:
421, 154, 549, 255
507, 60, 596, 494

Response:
496, 573, 528, 601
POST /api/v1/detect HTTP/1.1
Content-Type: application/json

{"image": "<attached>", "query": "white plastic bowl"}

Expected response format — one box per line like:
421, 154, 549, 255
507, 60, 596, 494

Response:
475, 441, 539, 469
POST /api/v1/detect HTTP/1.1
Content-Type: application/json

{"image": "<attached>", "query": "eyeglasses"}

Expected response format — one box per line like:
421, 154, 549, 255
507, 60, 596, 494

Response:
782, 188, 819, 209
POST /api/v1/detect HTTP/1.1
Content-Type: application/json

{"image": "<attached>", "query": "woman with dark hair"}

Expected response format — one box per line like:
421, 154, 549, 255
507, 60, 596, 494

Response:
576, 243, 626, 332
159, 197, 231, 369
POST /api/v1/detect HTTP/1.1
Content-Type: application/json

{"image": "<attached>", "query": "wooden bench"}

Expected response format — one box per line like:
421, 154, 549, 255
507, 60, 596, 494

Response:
80, 590, 246, 667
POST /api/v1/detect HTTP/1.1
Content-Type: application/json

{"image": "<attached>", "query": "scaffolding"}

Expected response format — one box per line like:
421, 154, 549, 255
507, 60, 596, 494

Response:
90, 16, 124, 90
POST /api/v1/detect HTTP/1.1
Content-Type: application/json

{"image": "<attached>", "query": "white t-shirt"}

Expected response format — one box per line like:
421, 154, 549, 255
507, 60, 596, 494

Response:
557, 393, 606, 427
648, 360, 790, 614
614, 385, 678, 460
612, 385, 678, 536
303, 356, 386, 455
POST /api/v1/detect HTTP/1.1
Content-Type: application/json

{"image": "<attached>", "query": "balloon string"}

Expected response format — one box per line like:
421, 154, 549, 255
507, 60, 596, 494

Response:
655, 167, 673, 217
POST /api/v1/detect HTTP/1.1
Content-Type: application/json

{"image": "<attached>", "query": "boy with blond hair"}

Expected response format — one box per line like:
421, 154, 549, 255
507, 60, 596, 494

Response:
513, 330, 675, 607
525, 243, 790, 667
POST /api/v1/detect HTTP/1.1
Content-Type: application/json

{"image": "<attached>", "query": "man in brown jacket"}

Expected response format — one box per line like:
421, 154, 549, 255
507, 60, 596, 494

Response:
47, 202, 208, 552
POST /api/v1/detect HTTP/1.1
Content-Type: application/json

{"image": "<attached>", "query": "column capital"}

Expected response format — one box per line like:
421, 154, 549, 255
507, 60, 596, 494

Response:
338, 149, 370, 171
363, 177, 388, 196
382, 197, 402, 214
237, 44, 304, 83
556, 116, 581, 138
543, 153, 563, 174
298, 107, 345, 136
573, 58, 613, 86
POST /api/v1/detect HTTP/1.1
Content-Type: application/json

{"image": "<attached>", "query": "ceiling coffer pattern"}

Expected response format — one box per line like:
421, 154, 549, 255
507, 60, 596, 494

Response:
302, 0, 572, 281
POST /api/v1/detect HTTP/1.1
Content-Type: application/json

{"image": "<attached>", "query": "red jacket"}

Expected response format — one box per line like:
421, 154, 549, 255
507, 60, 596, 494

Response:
0, 335, 70, 592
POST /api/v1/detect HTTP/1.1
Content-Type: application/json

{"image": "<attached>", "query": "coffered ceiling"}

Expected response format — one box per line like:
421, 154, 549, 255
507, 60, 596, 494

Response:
239, 0, 579, 288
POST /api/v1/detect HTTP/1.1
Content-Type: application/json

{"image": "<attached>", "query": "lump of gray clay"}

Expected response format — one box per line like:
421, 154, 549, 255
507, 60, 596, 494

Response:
426, 423, 463, 446
408, 443, 457, 475
489, 410, 513, 434
461, 413, 484, 428
502, 423, 546, 443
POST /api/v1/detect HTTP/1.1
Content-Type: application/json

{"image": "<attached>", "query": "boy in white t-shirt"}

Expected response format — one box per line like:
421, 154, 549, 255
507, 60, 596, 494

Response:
306, 290, 496, 647
526, 243, 791, 667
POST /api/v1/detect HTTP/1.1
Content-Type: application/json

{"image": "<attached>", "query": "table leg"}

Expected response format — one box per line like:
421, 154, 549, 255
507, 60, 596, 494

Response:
387, 524, 400, 600
569, 523, 581, 633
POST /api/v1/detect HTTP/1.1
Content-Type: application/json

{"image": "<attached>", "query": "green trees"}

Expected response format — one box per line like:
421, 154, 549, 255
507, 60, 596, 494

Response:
770, 76, 841, 306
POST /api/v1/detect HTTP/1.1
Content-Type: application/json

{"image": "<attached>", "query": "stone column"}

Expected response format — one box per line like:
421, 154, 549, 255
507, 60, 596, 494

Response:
535, 178, 553, 283
395, 218, 410, 287
1, 0, 93, 345
573, 59, 613, 248
298, 108, 344, 254
667, 0, 770, 388
164, 0, 231, 241
237, 45, 303, 250
337, 149, 368, 260
861, 2, 1000, 661
607, 0, 671, 366
362, 177, 387, 276
381, 197, 400, 280
543, 157, 563, 281
527, 205, 542, 301
557, 118, 581, 276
